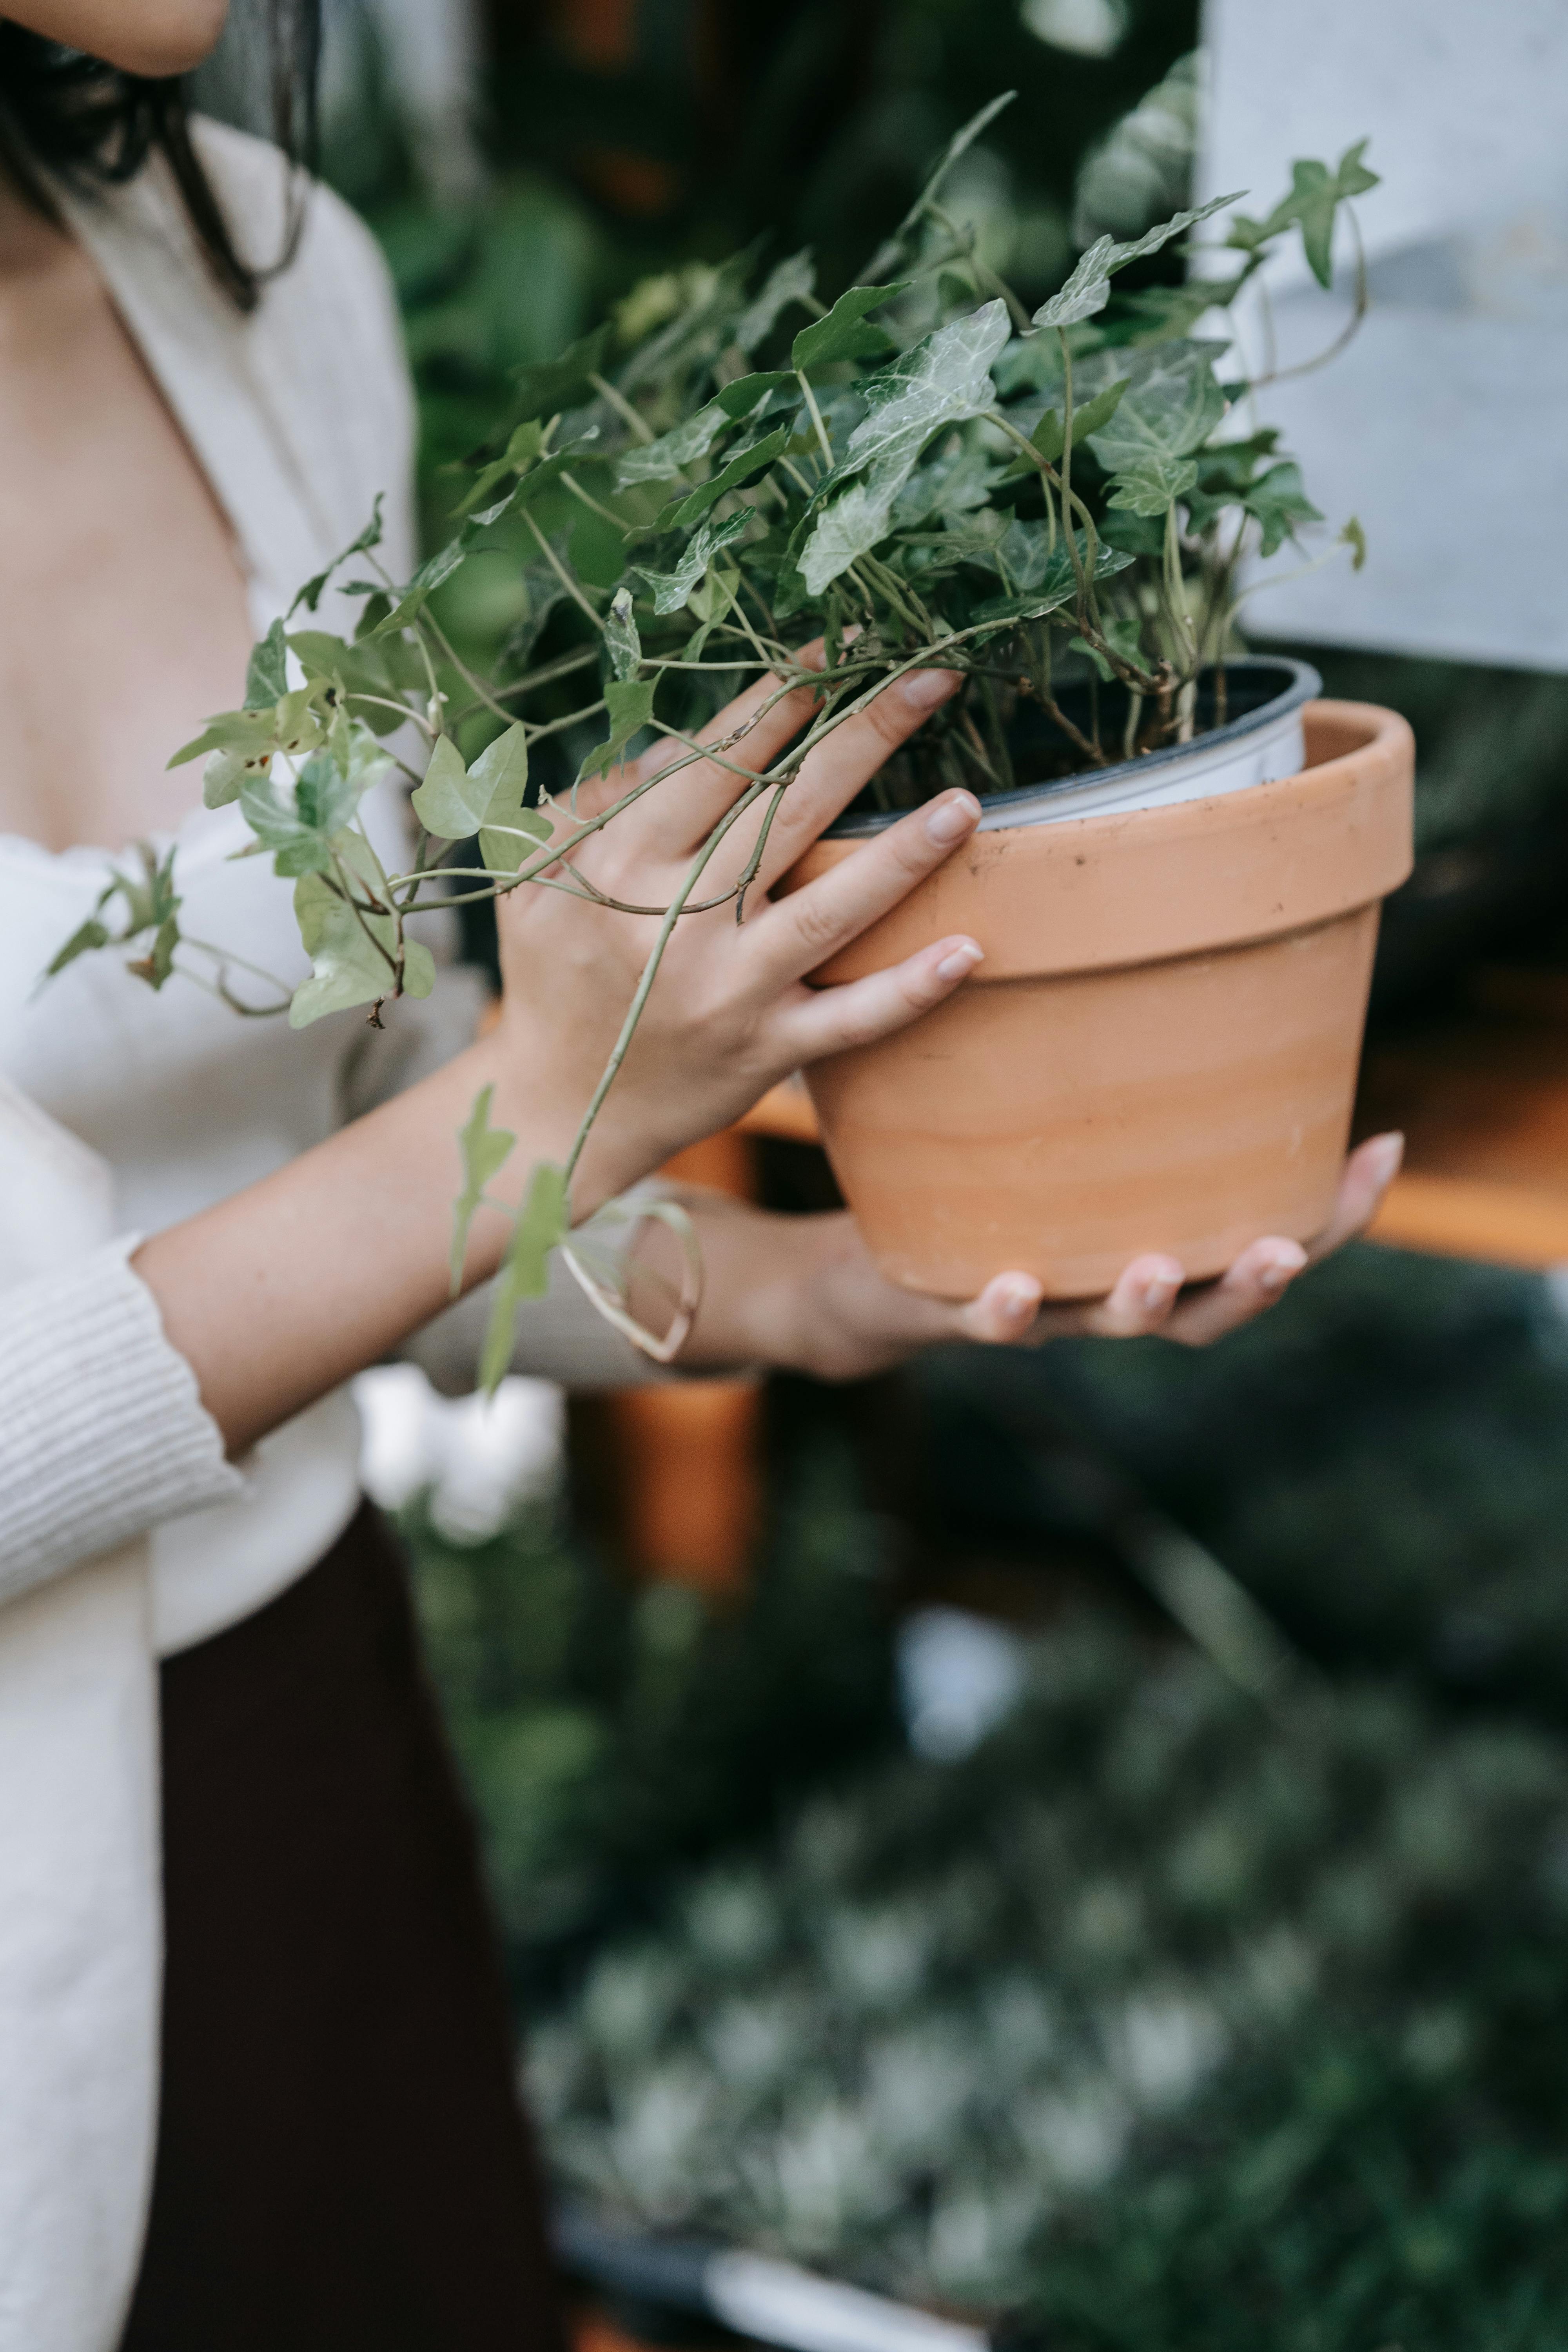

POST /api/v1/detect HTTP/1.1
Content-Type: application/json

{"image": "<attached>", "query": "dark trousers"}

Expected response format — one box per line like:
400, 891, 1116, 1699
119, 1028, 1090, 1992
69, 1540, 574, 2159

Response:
120, 1503, 569, 2352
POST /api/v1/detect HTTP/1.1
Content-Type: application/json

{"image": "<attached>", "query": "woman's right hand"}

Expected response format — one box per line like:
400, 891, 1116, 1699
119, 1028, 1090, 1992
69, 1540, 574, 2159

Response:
490, 657, 985, 1213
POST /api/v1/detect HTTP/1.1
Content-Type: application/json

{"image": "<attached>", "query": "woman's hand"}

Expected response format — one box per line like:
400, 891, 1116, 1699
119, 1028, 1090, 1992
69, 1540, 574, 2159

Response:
490, 659, 981, 1214
656, 1133, 1405, 1379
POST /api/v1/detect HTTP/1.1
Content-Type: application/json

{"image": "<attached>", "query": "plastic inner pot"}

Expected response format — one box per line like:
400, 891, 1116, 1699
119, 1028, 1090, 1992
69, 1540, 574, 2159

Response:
828, 656, 1322, 837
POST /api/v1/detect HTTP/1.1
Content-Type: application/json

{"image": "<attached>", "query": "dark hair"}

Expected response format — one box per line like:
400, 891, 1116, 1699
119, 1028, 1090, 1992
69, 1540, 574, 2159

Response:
0, 1, 321, 311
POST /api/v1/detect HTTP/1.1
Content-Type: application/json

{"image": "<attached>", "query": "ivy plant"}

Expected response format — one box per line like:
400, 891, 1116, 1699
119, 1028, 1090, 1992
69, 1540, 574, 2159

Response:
54, 100, 1378, 1371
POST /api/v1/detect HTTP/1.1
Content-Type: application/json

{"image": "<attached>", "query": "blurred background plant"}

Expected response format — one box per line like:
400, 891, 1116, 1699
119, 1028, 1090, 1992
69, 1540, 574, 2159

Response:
202, 0, 1568, 2335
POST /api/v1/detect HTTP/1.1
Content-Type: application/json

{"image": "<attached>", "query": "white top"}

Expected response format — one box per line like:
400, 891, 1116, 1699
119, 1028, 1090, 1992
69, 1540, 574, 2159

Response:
0, 122, 663, 2349
0, 117, 663, 1654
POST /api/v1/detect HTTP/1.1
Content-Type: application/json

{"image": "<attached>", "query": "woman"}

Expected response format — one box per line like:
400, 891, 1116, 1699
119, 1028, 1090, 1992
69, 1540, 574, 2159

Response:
0, 9, 1401, 2348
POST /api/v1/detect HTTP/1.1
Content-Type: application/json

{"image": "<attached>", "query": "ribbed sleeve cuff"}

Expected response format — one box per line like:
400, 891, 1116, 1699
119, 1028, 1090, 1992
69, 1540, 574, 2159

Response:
0, 1238, 244, 1607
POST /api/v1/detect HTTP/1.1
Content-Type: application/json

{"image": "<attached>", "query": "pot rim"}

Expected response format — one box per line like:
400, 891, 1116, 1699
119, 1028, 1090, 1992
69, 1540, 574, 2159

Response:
824, 654, 1323, 839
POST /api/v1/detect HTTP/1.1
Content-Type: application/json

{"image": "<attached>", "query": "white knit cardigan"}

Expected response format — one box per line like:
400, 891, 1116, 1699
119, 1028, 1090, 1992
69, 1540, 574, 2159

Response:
0, 124, 664, 2349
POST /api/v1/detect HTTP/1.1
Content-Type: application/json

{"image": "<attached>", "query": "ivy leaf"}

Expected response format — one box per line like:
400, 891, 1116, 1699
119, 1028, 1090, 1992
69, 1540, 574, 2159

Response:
1236, 142, 1379, 289
797, 302, 1011, 594
1245, 460, 1323, 557
168, 708, 280, 771
468, 724, 547, 875
288, 869, 398, 1027
866, 92, 1018, 275
576, 678, 659, 785
127, 913, 180, 992
998, 376, 1129, 477
791, 282, 911, 372
1087, 341, 1227, 481
1071, 610, 1149, 681
604, 587, 642, 682
735, 249, 817, 352
480, 1161, 570, 1393
241, 737, 381, 877
630, 505, 753, 615
243, 619, 289, 711
1031, 192, 1243, 330
969, 535, 1133, 624
658, 426, 791, 532
508, 324, 612, 428
44, 915, 112, 980
1107, 451, 1200, 516
826, 303, 1011, 491
1340, 515, 1367, 572
468, 428, 602, 529
287, 628, 409, 737
288, 495, 385, 618
456, 418, 547, 517
410, 735, 480, 838
372, 536, 470, 636
450, 1084, 516, 1294
613, 375, 790, 489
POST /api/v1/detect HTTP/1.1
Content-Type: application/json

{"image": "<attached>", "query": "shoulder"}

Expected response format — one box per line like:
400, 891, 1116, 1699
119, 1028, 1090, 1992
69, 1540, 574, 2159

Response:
187, 119, 418, 577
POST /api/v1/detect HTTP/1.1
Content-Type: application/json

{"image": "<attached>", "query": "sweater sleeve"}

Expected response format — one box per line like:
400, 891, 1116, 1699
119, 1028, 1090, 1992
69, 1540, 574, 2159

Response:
0, 1239, 243, 1607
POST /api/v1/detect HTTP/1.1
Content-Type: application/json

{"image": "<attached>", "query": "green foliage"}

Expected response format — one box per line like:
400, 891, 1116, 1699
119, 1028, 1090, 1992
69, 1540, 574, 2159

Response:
520, 1599, 1568, 2325
449, 1083, 515, 1292
51, 108, 1381, 1377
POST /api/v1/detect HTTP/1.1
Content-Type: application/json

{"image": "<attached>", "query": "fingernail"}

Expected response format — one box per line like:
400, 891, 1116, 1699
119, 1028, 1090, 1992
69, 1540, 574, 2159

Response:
926, 790, 981, 846
1259, 1244, 1308, 1291
1141, 1275, 1177, 1312
901, 666, 958, 709
935, 938, 984, 982
1000, 1275, 1039, 1320
1366, 1132, 1404, 1184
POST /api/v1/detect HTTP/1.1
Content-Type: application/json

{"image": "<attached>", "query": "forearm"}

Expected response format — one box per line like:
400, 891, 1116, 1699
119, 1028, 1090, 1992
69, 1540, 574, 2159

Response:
134, 1036, 644, 1458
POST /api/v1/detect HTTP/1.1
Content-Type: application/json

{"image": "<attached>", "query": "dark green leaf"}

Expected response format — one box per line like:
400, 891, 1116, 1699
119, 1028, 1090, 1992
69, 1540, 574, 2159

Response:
576, 678, 659, 784
658, 427, 791, 532
1246, 460, 1323, 557
456, 418, 548, 517
1243, 142, 1380, 288
871, 92, 1018, 272
509, 323, 612, 427
791, 282, 911, 372
999, 376, 1129, 476
372, 536, 470, 635
631, 506, 755, 616
735, 251, 817, 353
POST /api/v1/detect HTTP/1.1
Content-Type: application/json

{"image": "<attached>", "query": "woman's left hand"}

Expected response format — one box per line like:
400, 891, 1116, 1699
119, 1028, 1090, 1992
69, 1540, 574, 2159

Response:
659, 1132, 1404, 1380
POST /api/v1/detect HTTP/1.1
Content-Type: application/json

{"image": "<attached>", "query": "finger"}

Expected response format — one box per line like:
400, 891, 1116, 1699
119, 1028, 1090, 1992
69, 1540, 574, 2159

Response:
1158, 1236, 1308, 1347
1304, 1131, 1403, 1261
777, 931, 984, 1062
1076, 1253, 1187, 1339
622, 654, 826, 851
955, 1272, 1047, 1345
744, 665, 965, 892
744, 787, 982, 991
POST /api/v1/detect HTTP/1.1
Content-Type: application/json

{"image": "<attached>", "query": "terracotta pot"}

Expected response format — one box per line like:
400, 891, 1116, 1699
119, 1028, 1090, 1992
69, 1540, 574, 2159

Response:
786, 693, 1415, 1300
